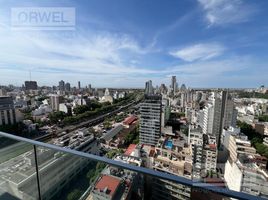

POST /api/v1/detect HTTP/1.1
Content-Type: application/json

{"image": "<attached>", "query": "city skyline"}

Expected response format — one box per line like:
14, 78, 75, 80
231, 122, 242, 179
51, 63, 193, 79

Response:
1, 78, 263, 90
0, 0, 268, 87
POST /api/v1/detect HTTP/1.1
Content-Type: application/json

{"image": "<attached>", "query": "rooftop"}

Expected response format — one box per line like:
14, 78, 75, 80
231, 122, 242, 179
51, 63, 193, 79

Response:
124, 144, 137, 156
53, 128, 95, 149
94, 175, 121, 197
235, 154, 268, 181
123, 115, 137, 125
101, 124, 124, 141
114, 154, 142, 167
162, 126, 174, 136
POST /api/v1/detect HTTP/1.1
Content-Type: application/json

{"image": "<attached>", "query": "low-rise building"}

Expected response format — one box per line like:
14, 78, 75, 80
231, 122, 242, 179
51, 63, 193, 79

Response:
23, 120, 37, 132
91, 155, 142, 200
122, 115, 137, 128
32, 104, 52, 116
228, 134, 257, 162
59, 103, 72, 115
224, 155, 268, 198
221, 126, 241, 149
92, 175, 122, 200
124, 144, 140, 158
100, 124, 124, 148
53, 128, 99, 154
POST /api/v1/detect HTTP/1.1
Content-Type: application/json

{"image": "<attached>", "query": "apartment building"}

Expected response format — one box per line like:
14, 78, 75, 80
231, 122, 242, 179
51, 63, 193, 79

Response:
151, 136, 192, 200
228, 134, 257, 162
224, 155, 268, 198
50, 95, 64, 111
202, 134, 217, 173
188, 127, 203, 179
139, 94, 162, 146
202, 91, 237, 147
189, 127, 217, 179
0, 96, 16, 126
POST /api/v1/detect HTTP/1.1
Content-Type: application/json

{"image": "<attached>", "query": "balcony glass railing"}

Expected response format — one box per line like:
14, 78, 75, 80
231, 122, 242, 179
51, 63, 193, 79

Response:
0, 131, 264, 200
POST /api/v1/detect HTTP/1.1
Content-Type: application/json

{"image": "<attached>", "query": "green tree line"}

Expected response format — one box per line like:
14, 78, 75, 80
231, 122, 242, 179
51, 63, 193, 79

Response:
237, 121, 268, 158
238, 91, 268, 99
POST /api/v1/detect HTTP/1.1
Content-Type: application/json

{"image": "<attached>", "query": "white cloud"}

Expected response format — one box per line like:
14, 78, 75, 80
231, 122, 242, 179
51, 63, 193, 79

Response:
198, 0, 256, 26
0, 29, 158, 76
169, 43, 225, 62
0, 6, 159, 87
167, 56, 249, 74
0, 5, 264, 88
161, 56, 268, 88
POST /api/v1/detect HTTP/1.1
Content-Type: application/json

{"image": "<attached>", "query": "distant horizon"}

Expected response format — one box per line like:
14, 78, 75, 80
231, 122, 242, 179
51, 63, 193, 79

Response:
0, 80, 264, 90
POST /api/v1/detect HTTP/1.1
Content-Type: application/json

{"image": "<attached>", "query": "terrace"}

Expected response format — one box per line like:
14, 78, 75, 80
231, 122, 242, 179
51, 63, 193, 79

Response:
0, 131, 264, 200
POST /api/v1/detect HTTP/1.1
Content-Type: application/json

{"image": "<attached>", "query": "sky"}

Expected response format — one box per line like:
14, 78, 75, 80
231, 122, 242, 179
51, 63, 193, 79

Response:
0, 0, 268, 88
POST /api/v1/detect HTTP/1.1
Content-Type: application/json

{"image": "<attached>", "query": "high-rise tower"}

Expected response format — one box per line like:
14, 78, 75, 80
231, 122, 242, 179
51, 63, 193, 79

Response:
139, 94, 162, 146
145, 80, 153, 95
59, 80, 65, 91
171, 76, 177, 95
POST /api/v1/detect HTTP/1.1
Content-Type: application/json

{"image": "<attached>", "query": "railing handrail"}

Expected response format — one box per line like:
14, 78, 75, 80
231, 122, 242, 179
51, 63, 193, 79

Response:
0, 131, 264, 200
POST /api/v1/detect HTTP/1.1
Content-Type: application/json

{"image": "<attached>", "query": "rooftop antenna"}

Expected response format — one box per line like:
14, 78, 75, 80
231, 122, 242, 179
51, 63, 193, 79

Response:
29, 70, 32, 81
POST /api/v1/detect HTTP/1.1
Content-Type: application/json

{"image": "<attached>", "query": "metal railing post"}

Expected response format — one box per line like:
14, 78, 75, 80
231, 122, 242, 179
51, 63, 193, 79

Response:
33, 145, 42, 200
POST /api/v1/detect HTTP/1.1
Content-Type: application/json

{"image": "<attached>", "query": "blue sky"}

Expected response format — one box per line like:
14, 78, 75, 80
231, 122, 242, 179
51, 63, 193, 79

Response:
0, 0, 267, 88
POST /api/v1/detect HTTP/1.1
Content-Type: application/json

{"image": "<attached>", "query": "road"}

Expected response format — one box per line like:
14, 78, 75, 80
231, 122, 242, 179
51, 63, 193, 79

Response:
35, 99, 140, 142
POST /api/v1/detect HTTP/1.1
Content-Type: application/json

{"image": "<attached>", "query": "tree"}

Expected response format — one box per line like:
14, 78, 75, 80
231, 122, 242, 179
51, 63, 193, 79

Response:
251, 137, 263, 145
259, 115, 268, 122
237, 121, 261, 140
237, 120, 268, 159
0, 122, 25, 136
24, 112, 34, 121
67, 189, 82, 200
86, 169, 95, 180
36, 96, 48, 102
133, 138, 139, 144
238, 91, 268, 99
182, 127, 189, 136
73, 105, 90, 115
96, 162, 106, 171
61, 98, 124, 126
106, 150, 119, 159
124, 126, 139, 145
102, 102, 112, 106
90, 101, 102, 110
48, 111, 67, 124
103, 120, 112, 130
